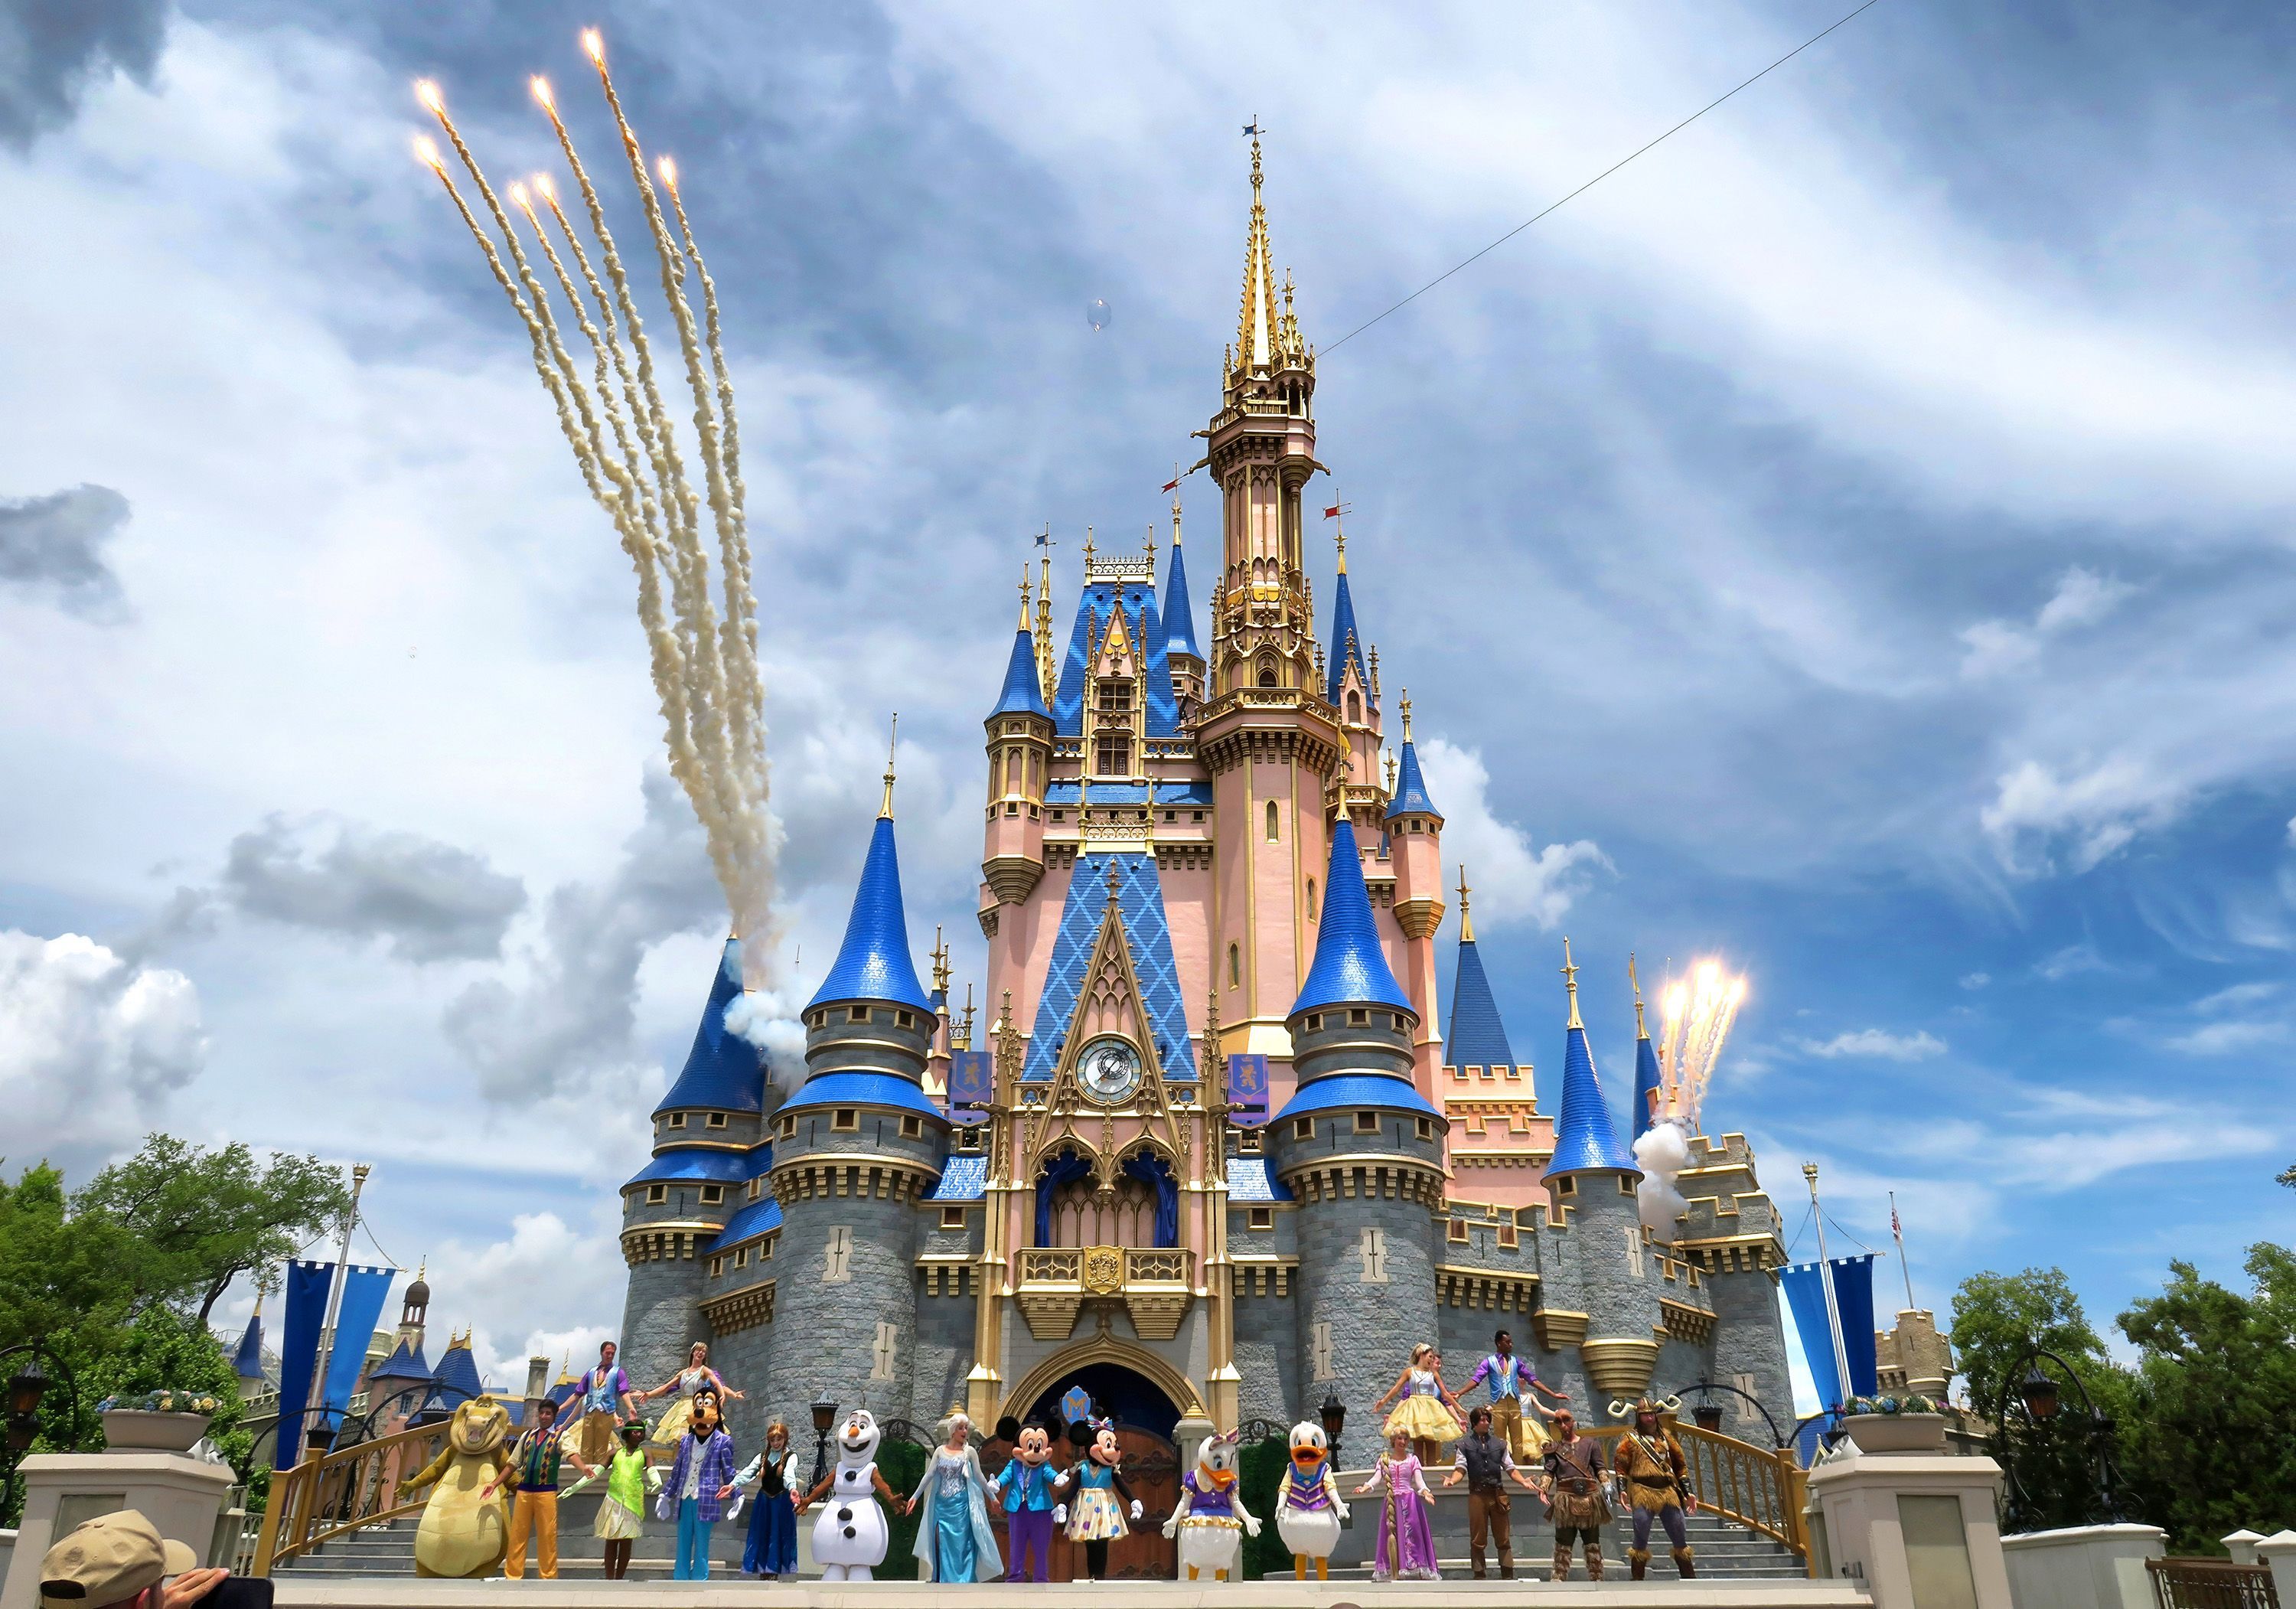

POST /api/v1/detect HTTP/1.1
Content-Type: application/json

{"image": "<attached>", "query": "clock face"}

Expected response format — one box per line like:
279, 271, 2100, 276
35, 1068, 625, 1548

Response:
1076, 1037, 1143, 1105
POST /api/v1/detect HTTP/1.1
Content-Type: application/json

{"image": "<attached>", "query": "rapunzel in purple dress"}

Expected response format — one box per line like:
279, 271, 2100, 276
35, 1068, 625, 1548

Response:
1356, 1442, 1440, 1581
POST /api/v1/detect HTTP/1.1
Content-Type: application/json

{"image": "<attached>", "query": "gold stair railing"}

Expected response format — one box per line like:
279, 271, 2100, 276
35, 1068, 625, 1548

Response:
1588, 1421, 1808, 1564
250, 1419, 452, 1577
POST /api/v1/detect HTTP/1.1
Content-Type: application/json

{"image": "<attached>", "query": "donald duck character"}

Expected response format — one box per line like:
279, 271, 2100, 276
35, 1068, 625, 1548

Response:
1275, 1421, 1351, 1581
1162, 1430, 1261, 1581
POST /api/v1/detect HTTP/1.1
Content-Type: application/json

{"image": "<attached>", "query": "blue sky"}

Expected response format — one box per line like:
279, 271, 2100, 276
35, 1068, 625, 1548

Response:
2, 1, 2291, 1397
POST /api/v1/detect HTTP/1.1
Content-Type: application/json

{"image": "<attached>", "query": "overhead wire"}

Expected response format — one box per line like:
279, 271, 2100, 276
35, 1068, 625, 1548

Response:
1323, 0, 1887, 354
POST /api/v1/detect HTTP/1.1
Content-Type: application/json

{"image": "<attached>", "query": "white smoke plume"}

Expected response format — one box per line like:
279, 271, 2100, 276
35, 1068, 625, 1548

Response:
413, 39, 784, 1007
1633, 1118, 1694, 1236
722, 987, 809, 1097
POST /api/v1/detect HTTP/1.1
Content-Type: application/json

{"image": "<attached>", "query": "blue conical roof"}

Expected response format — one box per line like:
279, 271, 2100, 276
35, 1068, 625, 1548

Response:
1163, 538, 1202, 661
1446, 937, 1515, 1069
368, 1336, 432, 1386
233, 1307, 265, 1380
422, 1337, 483, 1412
657, 937, 765, 1115
1549, 1001, 1638, 1176
990, 625, 1049, 719
1292, 819, 1416, 1018
808, 815, 934, 1013
1385, 738, 1441, 821
1326, 567, 1370, 704
1631, 1031, 1664, 1141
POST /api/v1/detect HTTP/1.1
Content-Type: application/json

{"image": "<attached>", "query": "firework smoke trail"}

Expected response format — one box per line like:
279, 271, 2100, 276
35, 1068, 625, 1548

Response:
1657, 960, 1747, 1129
419, 41, 783, 994
582, 35, 759, 841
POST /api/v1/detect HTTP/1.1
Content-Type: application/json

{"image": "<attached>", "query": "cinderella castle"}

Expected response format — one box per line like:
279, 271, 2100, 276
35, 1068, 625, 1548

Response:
616, 139, 1795, 1457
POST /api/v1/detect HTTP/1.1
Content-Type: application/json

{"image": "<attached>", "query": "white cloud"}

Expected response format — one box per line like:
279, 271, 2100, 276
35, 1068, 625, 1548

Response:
1415, 736, 1609, 931
1960, 568, 2135, 681
2033, 942, 2110, 981
1797, 1027, 1946, 1062
2163, 1019, 2287, 1056
0, 929, 206, 1166
1980, 756, 2177, 873
423, 1211, 624, 1392
2195, 980, 2278, 1014
1958, 971, 1990, 991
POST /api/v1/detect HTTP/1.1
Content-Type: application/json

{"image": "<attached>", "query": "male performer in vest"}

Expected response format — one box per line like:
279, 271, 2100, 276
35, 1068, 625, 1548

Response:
1540, 1408, 1613, 1581
1440, 1405, 1543, 1578
1463, 1327, 1569, 1460
572, 1340, 640, 1467
1613, 1398, 1698, 1579
485, 1395, 595, 1578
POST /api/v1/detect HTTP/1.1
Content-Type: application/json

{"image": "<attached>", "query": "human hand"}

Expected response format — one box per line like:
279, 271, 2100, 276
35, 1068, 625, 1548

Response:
1441, 1471, 1461, 1487
161, 1568, 230, 1609
1687, 1496, 1699, 1516
717, 1484, 734, 1501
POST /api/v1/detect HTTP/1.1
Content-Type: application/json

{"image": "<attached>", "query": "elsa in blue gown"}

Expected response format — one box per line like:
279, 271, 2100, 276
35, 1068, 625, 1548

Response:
908, 1412, 1002, 1583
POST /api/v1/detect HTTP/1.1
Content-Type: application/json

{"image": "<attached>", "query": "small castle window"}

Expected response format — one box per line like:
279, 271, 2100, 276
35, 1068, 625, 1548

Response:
1306, 1013, 1322, 1033
850, 1005, 869, 1023
700, 1185, 724, 1206
1447, 1218, 1470, 1244
1306, 879, 1318, 919
1257, 664, 1277, 688
1265, 801, 1280, 841
646, 1184, 667, 1205
1556, 1177, 1577, 1197
733, 1247, 747, 1268
706, 1112, 727, 1129
832, 1109, 859, 1132
1620, 1176, 1637, 1196
1192, 811, 1205, 823
762, 1235, 777, 1259
1349, 1009, 1368, 1027
1097, 679, 1131, 713
1247, 1208, 1273, 1231
1498, 1222, 1519, 1248
667, 1112, 687, 1129
812, 1010, 827, 1029
1416, 1117, 1433, 1141
941, 1206, 967, 1229
1228, 945, 1241, 987
1293, 1118, 1314, 1142
1165, 810, 1176, 821
900, 1115, 923, 1139
748, 1179, 762, 1200
1347, 690, 1362, 723
898, 1010, 915, 1030
708, 1256, 723, 1277
1096, 736, 1132, 776
1353, 1111, 1379, 1134
779, 1115, 797, 1139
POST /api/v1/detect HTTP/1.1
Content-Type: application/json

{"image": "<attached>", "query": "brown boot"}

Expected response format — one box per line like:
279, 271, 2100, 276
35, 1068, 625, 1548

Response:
1674, 1546, 1697, 1579
1552, 1544, 1574, 1582
1586, 1543, 1606, 1582
1630, 1546, 1652, 1581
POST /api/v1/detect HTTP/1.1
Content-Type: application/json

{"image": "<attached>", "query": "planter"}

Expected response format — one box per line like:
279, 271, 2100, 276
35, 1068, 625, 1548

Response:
102, 1410, 214, 1452
1841, 1412, 1946, 1455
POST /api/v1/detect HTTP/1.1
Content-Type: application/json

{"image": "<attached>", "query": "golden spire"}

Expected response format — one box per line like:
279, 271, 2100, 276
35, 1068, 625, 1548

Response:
932, 926, 951, 997
960, 984, 976, 1049
1562, 936, 1583, 1030
1399, 688, 1413, 744
1456, 867, 1475, 944
1036, 533, 1055, 703
879, 713, 899, 818
1171, 465, 1184, 543
1234, 122, 1282, 375
1145, 521, 1156, 569
1630, 952, 1649, 1039
1384, 748, 1397, 793
1333, 513, 1347, 573
1082, 526, 1097, 568
1017, 566, 1032, 630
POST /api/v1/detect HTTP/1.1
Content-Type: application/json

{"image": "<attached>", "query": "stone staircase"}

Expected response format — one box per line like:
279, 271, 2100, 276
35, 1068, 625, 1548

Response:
267, 1495, 748, 1582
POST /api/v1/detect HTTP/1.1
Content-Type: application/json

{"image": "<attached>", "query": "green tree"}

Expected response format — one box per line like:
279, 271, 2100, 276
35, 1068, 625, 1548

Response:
74, 1136, 351, 1323
2115, 1246, 2296, 1554
1949, 1267, 2133, 1532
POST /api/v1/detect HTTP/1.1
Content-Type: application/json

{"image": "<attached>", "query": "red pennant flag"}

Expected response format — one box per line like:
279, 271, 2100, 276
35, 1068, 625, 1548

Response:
1322, 504, 1342, 519
1161, 478, 1179, 493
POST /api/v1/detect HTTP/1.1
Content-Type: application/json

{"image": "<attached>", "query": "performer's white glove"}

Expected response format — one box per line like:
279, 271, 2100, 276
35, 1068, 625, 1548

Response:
1242, 1514, 1261, 1538
1161, 1513, 1180, 1539
655, 1496, 670, 1522
1334, 1499, 1351, 1523
1129, 1500, 1143, 1521
1052, 1504, 1067, 1526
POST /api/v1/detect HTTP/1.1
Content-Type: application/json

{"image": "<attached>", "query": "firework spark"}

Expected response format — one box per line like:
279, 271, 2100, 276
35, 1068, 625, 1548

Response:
1657, 958, 1747, 1129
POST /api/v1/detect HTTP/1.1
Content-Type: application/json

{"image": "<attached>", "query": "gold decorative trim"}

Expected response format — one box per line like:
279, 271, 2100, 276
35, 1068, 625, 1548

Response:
998, 1334, 1208, 1426
1579, 1337, 1662, 1398
699, 1281, 775, 1334
1533, 1308, 1590, 1350
1437, 1267, 1541, 1312
1658, 1298, 1715, 1347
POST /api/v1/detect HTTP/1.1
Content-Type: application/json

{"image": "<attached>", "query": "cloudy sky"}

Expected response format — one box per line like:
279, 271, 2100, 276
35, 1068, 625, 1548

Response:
4, 0, 2292, 1401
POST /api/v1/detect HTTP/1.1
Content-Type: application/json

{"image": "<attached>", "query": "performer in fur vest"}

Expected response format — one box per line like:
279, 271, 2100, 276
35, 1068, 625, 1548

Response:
1538, 1408, 1613, 1582
1613, 1398, 1698, 1579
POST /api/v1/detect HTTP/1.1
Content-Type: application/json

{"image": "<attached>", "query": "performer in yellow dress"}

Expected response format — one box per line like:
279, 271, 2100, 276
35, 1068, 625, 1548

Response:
640, 1340, 745, 1445
1374, 1343, 1468, 1466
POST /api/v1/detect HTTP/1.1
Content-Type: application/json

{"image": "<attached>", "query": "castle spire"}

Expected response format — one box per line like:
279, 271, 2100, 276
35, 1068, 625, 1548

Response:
808, 778, 933, 1013
1456, 867, 1474, 944
1562, 936, 1582, 1030
1292, 818, 1417, 1019
1234, 124, 1281, 376
1548, 937, 1638, 1175
1630, 952, 1664, 1141
879, 713, 899, 818
1385, 689, 1442, 824
1443, 867, 1521, 1075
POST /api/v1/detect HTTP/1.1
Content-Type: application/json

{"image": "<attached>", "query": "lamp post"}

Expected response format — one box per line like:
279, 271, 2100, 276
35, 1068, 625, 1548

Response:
1994, 1348, 2123, 1532
1685, 1379, 1789, 1448
1, 1341, 80, 1517
1319, 1389, 1346, 1464
810, 1392, 839, 1493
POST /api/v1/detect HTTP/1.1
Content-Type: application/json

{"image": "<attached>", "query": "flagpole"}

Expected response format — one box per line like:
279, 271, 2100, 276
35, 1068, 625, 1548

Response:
1801, 1162, 1854, 1414
305, 1161, 371, 1463
1890, 1190, 1916, 1310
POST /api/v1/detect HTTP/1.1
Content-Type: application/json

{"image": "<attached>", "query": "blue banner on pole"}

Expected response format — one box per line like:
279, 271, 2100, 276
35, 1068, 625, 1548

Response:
1782, 1253, 1880, 1414
948, 1050, 993, 1115
1226, 1054, 1269, 1127
321, 1265, 396, 1426
275, 1260, 334, 1468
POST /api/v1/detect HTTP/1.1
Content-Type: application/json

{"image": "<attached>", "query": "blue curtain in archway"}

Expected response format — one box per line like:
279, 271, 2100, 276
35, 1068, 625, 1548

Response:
1034, 1147, 1093, 1245
1123, 1151, 1179, 1248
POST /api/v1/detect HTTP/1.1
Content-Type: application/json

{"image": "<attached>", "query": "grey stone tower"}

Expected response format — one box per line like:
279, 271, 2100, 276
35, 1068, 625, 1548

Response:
1270, 818, 1448, 1444
1543, 938, 1663, 1407
762, 780, 948, 1436
619, 936, 767, 1408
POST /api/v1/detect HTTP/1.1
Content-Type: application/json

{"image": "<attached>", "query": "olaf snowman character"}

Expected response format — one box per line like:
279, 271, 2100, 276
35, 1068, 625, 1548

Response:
794, 1407, 911, 1581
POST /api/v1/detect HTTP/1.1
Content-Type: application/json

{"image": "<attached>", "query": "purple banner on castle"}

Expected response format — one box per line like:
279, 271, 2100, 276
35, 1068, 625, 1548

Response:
947, 1050, 993, 1115
1226, 1053, 1269, 1127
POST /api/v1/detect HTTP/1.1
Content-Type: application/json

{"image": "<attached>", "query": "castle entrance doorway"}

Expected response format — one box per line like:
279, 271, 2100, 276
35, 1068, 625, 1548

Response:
997, 1361, 1182, 1581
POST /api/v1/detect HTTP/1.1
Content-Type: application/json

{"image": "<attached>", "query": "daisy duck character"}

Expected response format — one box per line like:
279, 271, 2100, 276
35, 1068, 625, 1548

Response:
1162, 1429, 1261, 1581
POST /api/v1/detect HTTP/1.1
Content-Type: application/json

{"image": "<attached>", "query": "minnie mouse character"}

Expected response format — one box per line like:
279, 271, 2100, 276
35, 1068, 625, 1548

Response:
1052, 1418, 1143, 1581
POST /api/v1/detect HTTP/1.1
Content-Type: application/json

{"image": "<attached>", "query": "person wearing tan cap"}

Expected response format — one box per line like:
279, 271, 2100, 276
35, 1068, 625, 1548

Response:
38, 1509, 227, 1609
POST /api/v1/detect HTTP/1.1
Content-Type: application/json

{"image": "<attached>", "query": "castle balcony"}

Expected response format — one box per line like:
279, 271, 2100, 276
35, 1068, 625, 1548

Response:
1013, 1245, 1195, 1343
